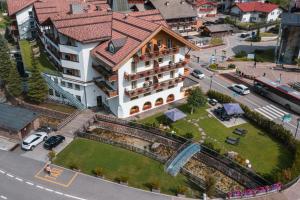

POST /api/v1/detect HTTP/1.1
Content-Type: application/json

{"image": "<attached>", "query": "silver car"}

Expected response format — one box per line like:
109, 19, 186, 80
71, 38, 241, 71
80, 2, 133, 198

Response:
21, 132, 48, 151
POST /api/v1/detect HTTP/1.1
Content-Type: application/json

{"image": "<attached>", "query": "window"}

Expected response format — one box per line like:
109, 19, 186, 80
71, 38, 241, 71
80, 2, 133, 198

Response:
145, 61, 150, 67
30, 21, 34, 28
63, 68, 80, 77
168, 85, 175, 89
55, 91, 60, 97
144, 92, 151, 96
67, 82, 73, 89
158, 57, 163, 63
49, 88, 54, 95
108, 42, 115, 53
62, 53, 79, 62
167, 38, 172, 49
157, 40, 162, 48
131, 62, 137, 73
61, 81, 66, 87
147, 42, 152, 49
131, 81, 137, 89
170, 71, 175, 78
76, 95, 81, 102
74, 84, 80, 90
156, 89, 163, 93
29, 11, 33, 18
54, 78, 58, 84
145, 77, 150, 81
158, 74, 163, 79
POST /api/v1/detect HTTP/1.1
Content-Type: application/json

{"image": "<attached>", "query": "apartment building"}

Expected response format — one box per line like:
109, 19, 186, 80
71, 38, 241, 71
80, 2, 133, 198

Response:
7, 0, 198, 118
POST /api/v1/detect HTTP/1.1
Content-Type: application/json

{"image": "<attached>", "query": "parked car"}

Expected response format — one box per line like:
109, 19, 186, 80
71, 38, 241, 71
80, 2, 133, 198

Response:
231, 84, 250, 95
240, 33, 250, 38
208, 98, 218, 106
21, 132, 48, 151
43, 135, 65, 150
191, 69, 205, 79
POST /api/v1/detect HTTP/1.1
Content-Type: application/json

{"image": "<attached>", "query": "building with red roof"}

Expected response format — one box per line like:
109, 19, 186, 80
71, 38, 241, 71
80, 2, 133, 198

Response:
7, 0, 199, 117
230, 2, 282, 23
188, 0, 217, 18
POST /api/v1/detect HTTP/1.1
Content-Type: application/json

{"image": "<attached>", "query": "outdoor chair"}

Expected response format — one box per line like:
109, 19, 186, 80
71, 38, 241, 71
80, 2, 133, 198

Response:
233, 128, 247, 136
225, 137, 240, 145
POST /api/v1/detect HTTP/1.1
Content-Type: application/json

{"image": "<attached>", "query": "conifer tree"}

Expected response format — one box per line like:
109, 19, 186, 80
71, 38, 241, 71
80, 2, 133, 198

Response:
7, 64, 23, 97
0, 35, 12, 82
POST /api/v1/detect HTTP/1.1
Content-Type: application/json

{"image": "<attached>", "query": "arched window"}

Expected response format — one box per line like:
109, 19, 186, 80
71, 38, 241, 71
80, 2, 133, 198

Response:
130, 106, 139, 115
143, 102, 152, 110
155, 98, 163, 106
166, 94, 175, 102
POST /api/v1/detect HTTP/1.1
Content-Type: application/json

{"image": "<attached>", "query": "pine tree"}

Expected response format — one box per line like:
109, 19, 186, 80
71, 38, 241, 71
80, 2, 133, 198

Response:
0, 35, 12, 82
7, 64, 23, 97
26, 53, 48, 103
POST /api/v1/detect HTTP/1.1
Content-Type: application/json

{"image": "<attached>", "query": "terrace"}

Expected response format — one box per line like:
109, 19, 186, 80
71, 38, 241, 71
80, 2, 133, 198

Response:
125, 76, 185, 97
95, 80, 118, 98
92, 64, 118, 82
133, 47, 179, 63
124, 60, 187, 81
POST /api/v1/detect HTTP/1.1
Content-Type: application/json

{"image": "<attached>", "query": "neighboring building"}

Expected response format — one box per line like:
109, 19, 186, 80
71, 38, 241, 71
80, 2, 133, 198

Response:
276, 13, 300, 64
230, 2, 282, 23
147, 0, 200, 36
224, 0, 265, 11
0, 104, 40, 141
7, 0, 198, 118
202, 24, 233, 37
189, 0, 218, 18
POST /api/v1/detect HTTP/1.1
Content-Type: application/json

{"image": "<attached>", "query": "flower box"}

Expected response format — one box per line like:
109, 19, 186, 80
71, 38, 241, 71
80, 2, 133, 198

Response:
140, 55, 145, 61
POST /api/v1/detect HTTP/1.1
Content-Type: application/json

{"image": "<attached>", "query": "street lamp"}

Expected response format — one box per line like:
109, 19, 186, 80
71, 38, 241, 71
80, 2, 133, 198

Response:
209, 74, 214, 90
295, 118, 300, 138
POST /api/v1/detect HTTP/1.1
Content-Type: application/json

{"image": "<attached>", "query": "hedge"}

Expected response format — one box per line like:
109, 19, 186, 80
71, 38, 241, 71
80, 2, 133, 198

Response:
207, 90, 300, 183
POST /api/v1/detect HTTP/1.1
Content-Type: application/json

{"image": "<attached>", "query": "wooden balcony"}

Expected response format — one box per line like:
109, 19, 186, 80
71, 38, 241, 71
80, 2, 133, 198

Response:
95, 80, 118, 98
125, 76, 185, 97
124, 60, 187, 81
133, 47, 179, 63
92, 64, 118, 82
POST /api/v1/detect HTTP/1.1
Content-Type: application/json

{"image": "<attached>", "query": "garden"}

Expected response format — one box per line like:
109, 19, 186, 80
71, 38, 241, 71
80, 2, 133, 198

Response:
54, 138, 201, 197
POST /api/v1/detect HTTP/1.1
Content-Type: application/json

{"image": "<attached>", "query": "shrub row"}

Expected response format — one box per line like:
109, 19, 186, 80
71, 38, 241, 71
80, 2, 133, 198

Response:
207, 90, 300, 183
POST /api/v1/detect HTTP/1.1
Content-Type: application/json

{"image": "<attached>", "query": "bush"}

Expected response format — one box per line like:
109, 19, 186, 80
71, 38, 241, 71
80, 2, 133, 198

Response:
203, 141, 221, 153
47, 150, 56, 161
93, 167, 104, 177
115, 176, 129, 183
209, 63, 218, 70
210, 37, 223, 46
148, 180, 160, 190
184, 132, 194, 139
228, 63, 236, 69
205, 175, 216, 197
235, 50, 247, 58
69, 162, 79, 170
176, 185, 188, 195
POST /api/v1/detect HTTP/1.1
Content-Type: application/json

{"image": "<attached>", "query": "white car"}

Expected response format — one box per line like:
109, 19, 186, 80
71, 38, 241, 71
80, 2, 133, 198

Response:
21, 132, 48, 151
191, 69, 205, 79
231, 84, 250, 95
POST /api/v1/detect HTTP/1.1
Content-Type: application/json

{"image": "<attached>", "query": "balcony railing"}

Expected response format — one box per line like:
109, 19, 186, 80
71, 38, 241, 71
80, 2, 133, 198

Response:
95, 80, 118, 98
92, 64, 118, 82
45, 33, 59, 45
124, 60, 187, 81
125, 76, 185, 97
133, 47, 179, 63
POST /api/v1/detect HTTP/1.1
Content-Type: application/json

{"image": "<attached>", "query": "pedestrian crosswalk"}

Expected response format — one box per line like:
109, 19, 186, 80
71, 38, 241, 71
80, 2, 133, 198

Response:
254, 104, 289, 120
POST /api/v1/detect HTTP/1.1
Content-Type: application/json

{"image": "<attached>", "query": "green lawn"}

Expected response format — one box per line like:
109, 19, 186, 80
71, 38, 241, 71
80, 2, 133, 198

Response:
40, 102, 76, 114
54, 138, 200, 197
139, 104, 293, 177
260, 32, 277, 37
19, 40, 61, 76
254, 49, 275, 63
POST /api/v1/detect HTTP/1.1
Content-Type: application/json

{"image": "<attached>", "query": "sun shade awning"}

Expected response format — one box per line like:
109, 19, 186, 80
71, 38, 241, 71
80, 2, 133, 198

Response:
164, 108, 187, 122
223, 103, 244, 115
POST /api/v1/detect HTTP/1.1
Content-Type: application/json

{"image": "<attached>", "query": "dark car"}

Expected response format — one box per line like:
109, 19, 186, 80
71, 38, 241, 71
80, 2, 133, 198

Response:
240, 33, 250, 38
43, 135, 65, 150
208, 98, 218, 106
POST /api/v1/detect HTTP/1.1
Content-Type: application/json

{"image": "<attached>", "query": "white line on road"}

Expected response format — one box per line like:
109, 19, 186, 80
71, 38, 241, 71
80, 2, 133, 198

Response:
15, 177, 23, 182
25, 181, 34, 186
45, 188, 53, 192
0, 195, 7, 200
36, 185, 44, 189
0, 170, 5, 174
6, 174, 14, 178
55, 191, 63, 195
64, 194, 87, 200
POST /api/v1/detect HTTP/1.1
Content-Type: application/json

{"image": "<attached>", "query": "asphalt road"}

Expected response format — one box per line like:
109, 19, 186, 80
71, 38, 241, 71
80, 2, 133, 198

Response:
0, 150, 187, 200
188, 62, 300, 138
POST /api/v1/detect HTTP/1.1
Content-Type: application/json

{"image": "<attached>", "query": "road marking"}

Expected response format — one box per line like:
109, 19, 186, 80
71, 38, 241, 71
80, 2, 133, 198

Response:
6, 174, 14, 178
36, 185, 44, 189
15, 177, 23, 182
259, 107, 282, 118
254, 108, 273, 120
55, 191, 63, 195
0, 170, 5, 174
268, 104, 288, 115
0, 195, 7, 200
64, 194, 87, 200
26, 181, 34, 185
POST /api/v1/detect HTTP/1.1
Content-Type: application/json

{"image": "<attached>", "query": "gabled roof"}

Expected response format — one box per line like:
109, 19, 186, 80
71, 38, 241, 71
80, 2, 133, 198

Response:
0, 104, 39, 133
92, 12, 199, 71
195, 0, 217, 7
234, 2, 279, 13
51, 11, 113, 43
149, 0, 198, 20
205, 24, 233, 33
128, 10, 169, 27
7, 0, 38, 16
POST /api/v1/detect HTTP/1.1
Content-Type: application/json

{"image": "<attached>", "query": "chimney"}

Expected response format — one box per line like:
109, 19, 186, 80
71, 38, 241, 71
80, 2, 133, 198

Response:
165, 1, 170, 6
124, 13, 129, 19
180, 0, 185, 4
70, 3, 84, 14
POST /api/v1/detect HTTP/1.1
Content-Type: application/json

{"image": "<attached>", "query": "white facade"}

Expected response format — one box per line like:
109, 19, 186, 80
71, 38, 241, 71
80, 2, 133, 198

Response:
15, 6, 35, 39
230, 7, 282, 23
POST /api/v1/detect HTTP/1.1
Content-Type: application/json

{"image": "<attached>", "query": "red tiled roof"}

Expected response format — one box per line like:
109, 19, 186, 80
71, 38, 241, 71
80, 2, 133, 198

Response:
52, 12, 112, 43
195, 0, 217, 7
7, 0, 38, 16
235, 2, 278, 13
128, 10, 169, 27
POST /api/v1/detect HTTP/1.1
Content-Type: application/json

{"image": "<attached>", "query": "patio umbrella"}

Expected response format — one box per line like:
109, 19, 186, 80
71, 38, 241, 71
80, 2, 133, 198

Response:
223, 103, 244, 116
164, 108, 187, 122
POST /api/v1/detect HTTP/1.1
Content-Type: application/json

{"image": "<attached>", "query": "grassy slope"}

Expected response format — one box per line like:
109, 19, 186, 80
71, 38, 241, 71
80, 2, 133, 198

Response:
139, 104, 293, 176
54, 138, 200, 197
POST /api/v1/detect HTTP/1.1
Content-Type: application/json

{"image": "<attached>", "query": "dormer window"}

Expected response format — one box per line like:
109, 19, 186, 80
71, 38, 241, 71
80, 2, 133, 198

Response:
108, 42, 115, 54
